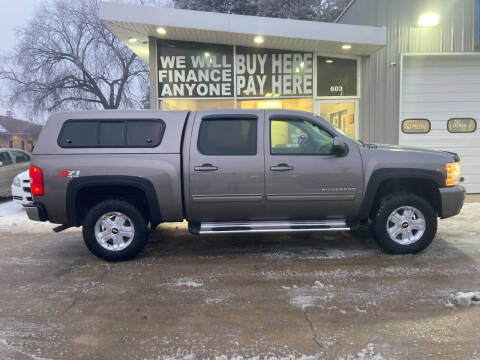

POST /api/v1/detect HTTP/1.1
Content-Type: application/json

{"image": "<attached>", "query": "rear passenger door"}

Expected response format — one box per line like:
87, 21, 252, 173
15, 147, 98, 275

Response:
188, 111, 265, 221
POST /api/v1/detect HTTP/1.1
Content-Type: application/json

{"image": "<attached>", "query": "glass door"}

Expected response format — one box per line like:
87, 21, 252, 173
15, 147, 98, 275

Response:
315, 100, 359, 138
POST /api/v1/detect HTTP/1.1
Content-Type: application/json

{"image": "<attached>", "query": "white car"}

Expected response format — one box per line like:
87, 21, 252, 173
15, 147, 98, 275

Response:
11, 170, 31, 205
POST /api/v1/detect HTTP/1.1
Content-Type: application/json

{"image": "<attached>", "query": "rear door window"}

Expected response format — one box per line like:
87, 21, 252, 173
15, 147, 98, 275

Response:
197, 119, 257, 155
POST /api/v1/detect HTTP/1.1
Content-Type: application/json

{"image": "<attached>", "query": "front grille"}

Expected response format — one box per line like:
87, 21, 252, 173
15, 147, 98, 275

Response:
13, 196, 23, 200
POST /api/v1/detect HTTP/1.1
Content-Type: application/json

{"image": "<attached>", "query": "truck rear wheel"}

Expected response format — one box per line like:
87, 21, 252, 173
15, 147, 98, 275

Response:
372, 192, 437, 254
82, 200, 148, 261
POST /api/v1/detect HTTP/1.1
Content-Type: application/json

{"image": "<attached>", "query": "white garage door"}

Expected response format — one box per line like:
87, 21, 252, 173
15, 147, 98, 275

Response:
399, 54, 480, 193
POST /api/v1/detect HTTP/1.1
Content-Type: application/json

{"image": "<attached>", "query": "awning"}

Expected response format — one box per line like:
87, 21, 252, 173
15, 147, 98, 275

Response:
99, 1, 387, 63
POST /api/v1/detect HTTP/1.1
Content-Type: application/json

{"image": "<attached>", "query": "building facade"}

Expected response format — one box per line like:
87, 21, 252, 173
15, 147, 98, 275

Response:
100, 1, 386, 140
100, 0, 480, 192
0, 116, 42, 152
338, 0, 480, 193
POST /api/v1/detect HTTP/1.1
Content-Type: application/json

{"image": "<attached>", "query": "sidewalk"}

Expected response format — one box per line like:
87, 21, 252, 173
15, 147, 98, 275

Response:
466, 194, 480, 203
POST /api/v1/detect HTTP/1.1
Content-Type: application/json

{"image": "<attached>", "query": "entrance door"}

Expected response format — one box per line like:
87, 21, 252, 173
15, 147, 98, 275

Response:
188, 110, 265, 221
315, 100, 358, 138
264, 110, 363, 219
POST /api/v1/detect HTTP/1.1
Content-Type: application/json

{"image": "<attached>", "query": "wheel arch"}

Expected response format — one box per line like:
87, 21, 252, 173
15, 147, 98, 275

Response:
359, 168, 444, 221
66, 176, 162, 226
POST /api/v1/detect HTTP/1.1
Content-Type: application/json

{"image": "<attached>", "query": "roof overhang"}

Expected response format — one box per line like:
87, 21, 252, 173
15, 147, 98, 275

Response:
99, 1, 386, 64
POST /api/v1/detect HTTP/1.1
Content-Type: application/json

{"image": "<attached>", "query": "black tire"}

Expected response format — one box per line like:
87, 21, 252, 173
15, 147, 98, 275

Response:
82, 200, 148, 261
372, 192, 437, 254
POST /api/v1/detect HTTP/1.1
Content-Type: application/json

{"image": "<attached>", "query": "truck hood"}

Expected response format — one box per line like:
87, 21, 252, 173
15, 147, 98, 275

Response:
366, 143, 460, 162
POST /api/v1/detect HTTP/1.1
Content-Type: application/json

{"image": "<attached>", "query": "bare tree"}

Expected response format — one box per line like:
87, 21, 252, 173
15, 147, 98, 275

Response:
0, 0, 149, 117
172, 0, 351, 22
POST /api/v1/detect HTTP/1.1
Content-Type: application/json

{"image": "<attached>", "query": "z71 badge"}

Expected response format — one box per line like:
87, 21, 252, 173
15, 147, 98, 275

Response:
56, 170, 80, 178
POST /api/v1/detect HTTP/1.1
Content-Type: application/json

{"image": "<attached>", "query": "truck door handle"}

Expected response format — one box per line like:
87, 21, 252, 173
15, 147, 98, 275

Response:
194, 163, 218, 172
270, 163, 294, 171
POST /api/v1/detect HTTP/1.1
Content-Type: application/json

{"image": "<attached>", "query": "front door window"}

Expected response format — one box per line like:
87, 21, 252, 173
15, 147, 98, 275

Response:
270, 119, 334, 155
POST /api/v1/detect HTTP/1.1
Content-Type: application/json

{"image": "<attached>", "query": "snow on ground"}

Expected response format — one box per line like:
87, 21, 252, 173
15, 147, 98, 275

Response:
445, 291, 480, 308
175, 278, 204, 288
155, 343, 385, 360
0, 200, 57, 233
0, 200, 24, 217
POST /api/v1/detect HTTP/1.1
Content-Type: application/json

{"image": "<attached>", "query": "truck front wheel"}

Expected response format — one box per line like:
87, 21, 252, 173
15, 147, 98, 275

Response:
372, 193, 437, 254
82, 200, 148, 261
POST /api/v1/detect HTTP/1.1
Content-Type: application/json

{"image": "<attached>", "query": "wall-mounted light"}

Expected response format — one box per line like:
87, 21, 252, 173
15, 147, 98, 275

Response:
325, 59, 334, 63
254, 36, 264, 44
156, 27, 167, 35
418, 13, 439, 27
342, 44, 352, 50
128, 37, 138, 43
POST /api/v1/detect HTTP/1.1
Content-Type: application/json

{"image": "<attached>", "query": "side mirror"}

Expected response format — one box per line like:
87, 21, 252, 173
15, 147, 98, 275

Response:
332, 137, 347, 156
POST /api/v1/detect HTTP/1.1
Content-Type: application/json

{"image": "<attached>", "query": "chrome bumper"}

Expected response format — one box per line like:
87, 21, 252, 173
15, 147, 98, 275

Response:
24, 203, 47, 222
439, 186, 465, 219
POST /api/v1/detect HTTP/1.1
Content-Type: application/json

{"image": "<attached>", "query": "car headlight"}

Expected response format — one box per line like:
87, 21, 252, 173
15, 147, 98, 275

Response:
12, 175, 21, 187
445, 162, 460, 186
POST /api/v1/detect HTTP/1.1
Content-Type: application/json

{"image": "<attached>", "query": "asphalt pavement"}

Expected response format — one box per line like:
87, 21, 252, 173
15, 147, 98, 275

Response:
0, 201, 479, 359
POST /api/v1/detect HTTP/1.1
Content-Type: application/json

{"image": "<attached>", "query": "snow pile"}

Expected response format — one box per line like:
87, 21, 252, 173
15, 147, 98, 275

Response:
339, 343, 385, 360
282, 281, 336, 309
175, 278, 204, 288
160, 353, 325, 360
445, 291, 480, 308
0, 201, 25, 217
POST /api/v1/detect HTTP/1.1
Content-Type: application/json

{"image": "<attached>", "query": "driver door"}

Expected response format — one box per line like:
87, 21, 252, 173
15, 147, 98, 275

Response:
264, 111, 363, 219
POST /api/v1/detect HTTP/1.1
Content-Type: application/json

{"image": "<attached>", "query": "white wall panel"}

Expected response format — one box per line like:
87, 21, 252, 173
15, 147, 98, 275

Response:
400, 54, 480, 193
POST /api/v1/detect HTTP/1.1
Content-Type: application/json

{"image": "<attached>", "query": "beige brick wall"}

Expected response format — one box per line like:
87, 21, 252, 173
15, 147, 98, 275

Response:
0, 134, 37, 152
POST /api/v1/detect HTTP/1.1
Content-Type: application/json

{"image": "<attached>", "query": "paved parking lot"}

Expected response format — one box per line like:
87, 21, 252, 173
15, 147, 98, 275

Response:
0, 201, 479, 359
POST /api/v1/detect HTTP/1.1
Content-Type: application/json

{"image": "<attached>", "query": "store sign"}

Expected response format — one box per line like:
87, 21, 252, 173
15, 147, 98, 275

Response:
448, 118, 477, 133
157, 40, 313, 99
316, 56, 357, 97
157, 40, 233, 98
401, 119, 431, 134
235, 47, 313, 97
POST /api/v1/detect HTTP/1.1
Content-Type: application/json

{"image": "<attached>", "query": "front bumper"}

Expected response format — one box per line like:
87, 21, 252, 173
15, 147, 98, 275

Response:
24, 203, 47, 222
439, 185, 465, 219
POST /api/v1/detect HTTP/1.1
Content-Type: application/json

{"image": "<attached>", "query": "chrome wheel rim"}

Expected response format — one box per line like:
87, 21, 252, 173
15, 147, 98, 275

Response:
94, 212, 135, 251
386, 206, 426, 245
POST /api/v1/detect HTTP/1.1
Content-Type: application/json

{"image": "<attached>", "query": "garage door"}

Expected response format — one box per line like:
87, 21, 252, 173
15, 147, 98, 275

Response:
399, 54, 480, 193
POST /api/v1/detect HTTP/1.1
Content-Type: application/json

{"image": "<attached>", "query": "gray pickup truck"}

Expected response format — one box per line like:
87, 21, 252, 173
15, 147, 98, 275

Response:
25, 109, 465, 261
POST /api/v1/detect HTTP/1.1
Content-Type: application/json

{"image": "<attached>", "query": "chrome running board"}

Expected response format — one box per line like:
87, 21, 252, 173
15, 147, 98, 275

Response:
189, 219, 352, 235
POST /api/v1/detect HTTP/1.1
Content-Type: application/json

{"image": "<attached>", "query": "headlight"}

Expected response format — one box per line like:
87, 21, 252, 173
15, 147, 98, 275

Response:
12, 175, 21, 187
445, 162, 460, 186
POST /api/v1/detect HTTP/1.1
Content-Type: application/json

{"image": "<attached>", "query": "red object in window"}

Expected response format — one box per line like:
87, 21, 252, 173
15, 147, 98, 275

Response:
29, 166, 44, 196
